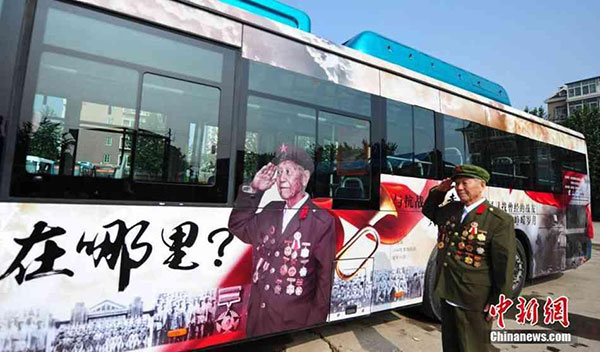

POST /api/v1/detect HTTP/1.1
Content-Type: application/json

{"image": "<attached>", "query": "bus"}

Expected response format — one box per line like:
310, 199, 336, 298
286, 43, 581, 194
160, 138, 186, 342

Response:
0, 0, 592, 350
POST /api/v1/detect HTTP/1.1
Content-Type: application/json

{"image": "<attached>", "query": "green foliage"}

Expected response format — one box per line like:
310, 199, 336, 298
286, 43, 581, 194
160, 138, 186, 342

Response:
524, 105, 547, 119
560, 106, 600, 218
28, 108, 62, 161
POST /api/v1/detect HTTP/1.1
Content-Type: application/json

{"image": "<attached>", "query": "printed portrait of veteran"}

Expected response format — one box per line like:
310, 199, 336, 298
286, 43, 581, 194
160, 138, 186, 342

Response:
228, 143, 335, 337
422, 164, 515, 352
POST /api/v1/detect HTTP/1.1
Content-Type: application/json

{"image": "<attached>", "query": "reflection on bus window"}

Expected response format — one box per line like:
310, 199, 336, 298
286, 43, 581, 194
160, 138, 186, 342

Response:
134, 74, 220, 184
243, 95, 316, 184
317, 112, 370, 200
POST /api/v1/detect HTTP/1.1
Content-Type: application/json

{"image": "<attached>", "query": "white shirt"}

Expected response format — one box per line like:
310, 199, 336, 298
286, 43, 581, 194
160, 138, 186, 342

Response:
460, 197, 486, 223
282, 193, 309, 232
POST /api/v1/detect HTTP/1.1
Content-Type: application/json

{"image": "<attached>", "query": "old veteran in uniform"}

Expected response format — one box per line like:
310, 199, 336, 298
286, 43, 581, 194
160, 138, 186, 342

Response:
422, 164, 515, 352
228, 144, 335, 337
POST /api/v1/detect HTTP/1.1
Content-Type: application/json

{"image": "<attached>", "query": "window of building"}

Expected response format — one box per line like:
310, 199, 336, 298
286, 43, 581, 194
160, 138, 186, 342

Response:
103, 153, 110, 163
105, 136, 112, 146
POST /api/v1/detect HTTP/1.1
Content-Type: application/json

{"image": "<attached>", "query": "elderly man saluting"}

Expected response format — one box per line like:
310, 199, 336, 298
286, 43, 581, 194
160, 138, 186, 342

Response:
228, 144, 335, 337
422, 164, 515, 352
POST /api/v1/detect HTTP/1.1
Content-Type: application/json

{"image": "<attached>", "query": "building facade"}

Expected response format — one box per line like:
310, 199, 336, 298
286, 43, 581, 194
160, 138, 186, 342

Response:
546, 76, 600, 123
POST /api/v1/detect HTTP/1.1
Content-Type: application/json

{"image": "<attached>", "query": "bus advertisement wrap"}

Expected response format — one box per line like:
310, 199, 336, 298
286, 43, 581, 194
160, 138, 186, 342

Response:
0, 171, 590, 350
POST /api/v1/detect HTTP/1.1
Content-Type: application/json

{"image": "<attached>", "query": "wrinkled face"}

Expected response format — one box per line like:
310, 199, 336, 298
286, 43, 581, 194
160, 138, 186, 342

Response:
276, 160, 309, 200
454, 177, 485, 205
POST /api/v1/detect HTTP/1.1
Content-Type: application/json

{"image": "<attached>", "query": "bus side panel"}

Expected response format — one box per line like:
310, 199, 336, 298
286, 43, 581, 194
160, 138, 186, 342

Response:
0, 203, 254, 351
486, 170, 591, 279
327, 175, 438, 320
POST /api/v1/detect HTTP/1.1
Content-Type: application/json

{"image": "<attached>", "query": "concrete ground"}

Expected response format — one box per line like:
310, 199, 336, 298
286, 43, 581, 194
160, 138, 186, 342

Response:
220, 224, 600, 352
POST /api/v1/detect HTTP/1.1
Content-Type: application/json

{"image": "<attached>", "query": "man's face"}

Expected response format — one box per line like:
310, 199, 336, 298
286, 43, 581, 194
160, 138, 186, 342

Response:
454, 177, 485, 204
276, 160, 309, 200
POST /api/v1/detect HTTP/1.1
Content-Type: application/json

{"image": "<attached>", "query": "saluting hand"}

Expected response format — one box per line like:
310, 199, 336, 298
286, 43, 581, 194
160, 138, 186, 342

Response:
436, 178, 454, 193
250, 162, 277, 191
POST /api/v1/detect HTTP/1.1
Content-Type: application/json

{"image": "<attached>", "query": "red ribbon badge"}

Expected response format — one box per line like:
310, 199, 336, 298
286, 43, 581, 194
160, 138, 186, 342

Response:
475, 203, 487, 215
299, 204, 309, 220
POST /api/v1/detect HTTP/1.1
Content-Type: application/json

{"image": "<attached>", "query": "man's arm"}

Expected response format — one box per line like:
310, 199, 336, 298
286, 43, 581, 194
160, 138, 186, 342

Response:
422, 178, 453, 224
227, 188, 264, 244
228, 163, 277, 244
488, 215, 516, 304
307, 216, 335, 325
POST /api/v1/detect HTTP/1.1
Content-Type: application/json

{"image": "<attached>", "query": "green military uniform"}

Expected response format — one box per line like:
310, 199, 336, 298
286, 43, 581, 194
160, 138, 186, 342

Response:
422, 165, 515, 352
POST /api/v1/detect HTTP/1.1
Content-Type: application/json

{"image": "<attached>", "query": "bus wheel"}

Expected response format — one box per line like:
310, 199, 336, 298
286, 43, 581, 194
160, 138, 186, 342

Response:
512, 239, 527, 297
422, 248, 441, 322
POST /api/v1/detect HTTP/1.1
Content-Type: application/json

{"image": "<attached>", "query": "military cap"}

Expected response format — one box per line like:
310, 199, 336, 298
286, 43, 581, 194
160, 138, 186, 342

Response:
452, 164, 490, 183
273, 143, 314, 173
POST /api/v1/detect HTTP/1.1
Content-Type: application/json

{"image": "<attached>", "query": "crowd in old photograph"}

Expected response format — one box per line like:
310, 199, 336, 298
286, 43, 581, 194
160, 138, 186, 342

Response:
152, 290, 218, 346
50, 316, 149, 352
0, 310, 48, 352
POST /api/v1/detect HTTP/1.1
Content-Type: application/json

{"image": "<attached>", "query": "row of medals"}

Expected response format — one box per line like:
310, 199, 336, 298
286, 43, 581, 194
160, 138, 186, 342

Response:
253, 231, 310, 296
438, 220, 487, 268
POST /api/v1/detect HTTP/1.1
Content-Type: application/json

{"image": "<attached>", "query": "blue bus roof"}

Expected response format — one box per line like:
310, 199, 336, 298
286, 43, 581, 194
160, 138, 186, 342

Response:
219, 0, 311, 32
344, 31, 511, 106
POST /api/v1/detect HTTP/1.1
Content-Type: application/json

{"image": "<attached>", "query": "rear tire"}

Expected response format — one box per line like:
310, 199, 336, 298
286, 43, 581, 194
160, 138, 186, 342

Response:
512, 239, 528, 297
422, 248, 442, 322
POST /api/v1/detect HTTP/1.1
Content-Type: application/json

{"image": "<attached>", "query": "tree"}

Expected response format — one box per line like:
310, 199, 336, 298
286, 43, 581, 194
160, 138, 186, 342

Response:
560, 106, 600, 219
524, 105, 547, 119
28, 108, 62, 161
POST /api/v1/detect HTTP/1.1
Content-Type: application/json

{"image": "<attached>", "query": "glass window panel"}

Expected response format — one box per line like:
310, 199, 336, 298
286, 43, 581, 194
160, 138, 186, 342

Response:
535, 142, 561, 193
590, 85, 596, 93
575, 87, 581, 96
43, 7, 223, 83
442, 115, 465, 177
243, 95, 316, 184
488, 129, 533, 189
22, 52, 139, 178
413, 107, 436, 178
134, 74, 220, 184
464, 121, 487, 167
317, 112, 370, 200
249, 61, 371, 117
385, 100, 413, 175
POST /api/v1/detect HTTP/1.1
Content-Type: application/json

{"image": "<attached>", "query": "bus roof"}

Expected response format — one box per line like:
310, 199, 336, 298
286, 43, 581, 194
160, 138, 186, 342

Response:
218, 0, 310, 32
344, 31, 511, 106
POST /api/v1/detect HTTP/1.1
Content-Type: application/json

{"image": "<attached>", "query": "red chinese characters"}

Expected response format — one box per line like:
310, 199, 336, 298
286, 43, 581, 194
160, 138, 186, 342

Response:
543, 296, 570, 328
488, 294, 514, 329
515, 296, 539, 326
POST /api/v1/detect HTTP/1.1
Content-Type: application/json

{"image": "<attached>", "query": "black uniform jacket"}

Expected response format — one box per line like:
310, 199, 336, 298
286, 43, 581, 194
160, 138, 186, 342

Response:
422, 187, 516, 311
228, 189, 335, 337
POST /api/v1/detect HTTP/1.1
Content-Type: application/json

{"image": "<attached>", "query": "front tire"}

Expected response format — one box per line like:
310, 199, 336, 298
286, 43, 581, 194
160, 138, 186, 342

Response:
512, 239, 528, 297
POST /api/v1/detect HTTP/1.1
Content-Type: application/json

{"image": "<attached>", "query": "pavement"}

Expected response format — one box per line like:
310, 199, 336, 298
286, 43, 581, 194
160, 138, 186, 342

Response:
219, 224, 600, 352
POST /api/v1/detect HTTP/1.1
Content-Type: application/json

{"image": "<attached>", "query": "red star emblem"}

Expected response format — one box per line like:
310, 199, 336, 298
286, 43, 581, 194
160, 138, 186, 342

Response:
279, 143, 288, 153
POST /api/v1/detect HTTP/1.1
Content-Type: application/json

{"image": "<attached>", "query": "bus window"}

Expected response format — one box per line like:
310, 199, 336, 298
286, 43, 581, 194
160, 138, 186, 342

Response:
488, 129, 533, 190
249, 61, 371, 117
413, 107, 436, 178
385, 100, 413, 176
316, 112, 370, 200
534, 142, 562, 193
134, 74, 221, 184
12, 0, 235, 202
441, 114, 488, 178
242, 95, 316, 185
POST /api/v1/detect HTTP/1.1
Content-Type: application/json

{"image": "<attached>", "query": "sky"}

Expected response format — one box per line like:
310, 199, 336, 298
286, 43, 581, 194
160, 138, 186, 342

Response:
281, 0, 600, 111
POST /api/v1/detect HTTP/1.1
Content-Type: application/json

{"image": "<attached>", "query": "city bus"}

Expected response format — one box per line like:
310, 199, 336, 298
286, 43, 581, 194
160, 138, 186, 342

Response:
0, 0, 592, 351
